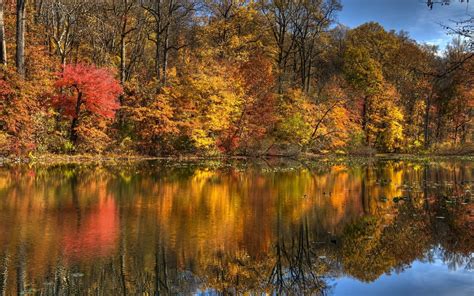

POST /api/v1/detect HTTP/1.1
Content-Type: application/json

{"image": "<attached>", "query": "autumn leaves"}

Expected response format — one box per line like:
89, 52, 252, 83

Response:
0, 1, 472, 157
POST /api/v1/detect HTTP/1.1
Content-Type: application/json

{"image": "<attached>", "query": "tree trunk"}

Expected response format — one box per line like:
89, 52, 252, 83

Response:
0, 0, 7, 66
300, 45, 306, 90
162, 0, 175, 86
277, 54, 284, 95
305, 55, 312, 93
120, 35, 126, 84
60, 53, 66, 68
33, 0, 42, 24
16, 0, 27, 76
424, 93, 432, 149
362, 96, 369, 145
162, 27, 169, 86
155, 36, 161, 83
461, 123, 467, 144
70, 92, 83, 145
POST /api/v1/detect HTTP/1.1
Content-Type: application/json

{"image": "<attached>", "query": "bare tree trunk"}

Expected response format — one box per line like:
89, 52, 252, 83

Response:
161, 0, 175, 86
461, 123, 467, 144
33, 0, 43, 24
0, 0, 7, 65
300, 44, 306, 90
155, 28, 161, 83
16, 0, 27, 76
305, 55, 312, 93
70, 92, 83, 145
120, 35, 126, 84
162, 27, 169, 86
277, 59, 284, 95
424, 94, 431, 149
60, 53, 66, 68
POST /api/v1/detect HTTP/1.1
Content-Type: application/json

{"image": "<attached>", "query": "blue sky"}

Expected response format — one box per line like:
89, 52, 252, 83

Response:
338, 0, 473, 50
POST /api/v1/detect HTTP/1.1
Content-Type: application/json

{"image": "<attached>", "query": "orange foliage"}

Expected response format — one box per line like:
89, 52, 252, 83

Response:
0, 68, 38, 154
219, 54, 277, 154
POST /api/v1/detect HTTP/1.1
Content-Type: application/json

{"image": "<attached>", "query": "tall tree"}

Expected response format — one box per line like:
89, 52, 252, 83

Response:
343, 23, 405, 150
0, 0, 6, 65
259, 0, 298, 94
426, 0, 473, 71
202, 0, 266, 60
16, 0, 27, 76
141, 0, 193, 86
293, 0, 341, 92
116, 0, 136, 84
38, 0, 91, 67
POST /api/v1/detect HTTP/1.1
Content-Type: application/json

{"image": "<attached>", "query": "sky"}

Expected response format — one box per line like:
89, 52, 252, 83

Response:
339, 0, 473, 50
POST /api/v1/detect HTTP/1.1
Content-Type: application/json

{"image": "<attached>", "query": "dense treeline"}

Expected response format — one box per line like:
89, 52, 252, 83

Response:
0, 0, 472, 157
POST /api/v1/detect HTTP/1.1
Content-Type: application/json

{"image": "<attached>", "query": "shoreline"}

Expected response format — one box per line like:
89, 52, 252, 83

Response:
1, 153, 474, 166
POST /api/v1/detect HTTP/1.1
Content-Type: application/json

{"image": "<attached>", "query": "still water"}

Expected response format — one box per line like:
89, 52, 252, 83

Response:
0, 159, 473, 295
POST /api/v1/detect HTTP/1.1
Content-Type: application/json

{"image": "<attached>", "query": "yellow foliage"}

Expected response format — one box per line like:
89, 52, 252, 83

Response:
172, 60, 246, 152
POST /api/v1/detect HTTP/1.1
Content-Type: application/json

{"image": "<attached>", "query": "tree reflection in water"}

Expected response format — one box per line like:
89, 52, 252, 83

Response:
0, 159, 472, 295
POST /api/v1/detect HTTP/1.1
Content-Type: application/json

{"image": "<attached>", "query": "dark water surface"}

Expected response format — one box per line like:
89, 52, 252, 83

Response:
0, 159, 473, 295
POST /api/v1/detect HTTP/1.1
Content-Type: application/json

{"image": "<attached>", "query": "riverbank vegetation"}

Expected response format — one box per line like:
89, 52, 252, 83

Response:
0, 0, 472, 158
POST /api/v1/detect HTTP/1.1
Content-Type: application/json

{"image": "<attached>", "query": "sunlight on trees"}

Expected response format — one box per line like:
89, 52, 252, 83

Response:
0, 0, 472, 157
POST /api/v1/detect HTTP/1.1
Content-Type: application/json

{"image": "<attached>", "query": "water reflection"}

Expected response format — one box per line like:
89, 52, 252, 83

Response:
0, 160, 472, 295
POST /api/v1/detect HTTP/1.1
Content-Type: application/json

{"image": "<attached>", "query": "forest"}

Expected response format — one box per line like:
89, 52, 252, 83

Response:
0, 0, 473, 158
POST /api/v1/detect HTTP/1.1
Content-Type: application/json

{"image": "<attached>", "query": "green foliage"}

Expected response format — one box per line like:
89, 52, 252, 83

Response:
344, 46, 384, 94
275, 89, 315, 147
62, 140, 75, 154
346, 132, 377, 156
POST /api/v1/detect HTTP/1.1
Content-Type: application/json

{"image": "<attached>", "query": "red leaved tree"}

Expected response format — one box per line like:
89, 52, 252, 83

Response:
53, 64, 122, 144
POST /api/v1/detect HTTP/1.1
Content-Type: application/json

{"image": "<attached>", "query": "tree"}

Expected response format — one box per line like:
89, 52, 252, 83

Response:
219, 53, 277, 154
0, 67, 40, 155
0, 0, 6, 65
293, 0, 341, 92
141, 0, 194, 86
259, 0, 299, 94
178, 60, 245, 153
343, 23, 408, 151
202, 0, 267, 61
275, 88, 316, 149
258, 0, 341, 94
53, 64, 122, 145
431, 39, 474, 146
121, 81, 178, 155
0, 0, 472, 157
112, 0, 139, 84
37, 0, 93, 67
343, 40, 384, 145
306, 76, 355, 151
16, 0, 27, 76
426, 0, 473, 74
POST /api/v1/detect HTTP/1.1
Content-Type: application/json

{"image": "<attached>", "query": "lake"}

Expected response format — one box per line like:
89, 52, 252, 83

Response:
0, 159, 473, 295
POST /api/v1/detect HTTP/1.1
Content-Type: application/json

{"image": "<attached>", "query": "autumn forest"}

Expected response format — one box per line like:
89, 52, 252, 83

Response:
0, 0, 473, 158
